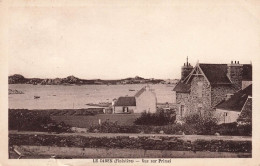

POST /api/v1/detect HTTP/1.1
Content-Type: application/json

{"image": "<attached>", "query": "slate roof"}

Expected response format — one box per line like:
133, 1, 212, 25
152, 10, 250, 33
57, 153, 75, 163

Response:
199, 64, 232, 84
114, 96, 136, 106
173, 81, 191, 93
237, 96, 252, 122
173, 63, 252, 93
215, 84, 252, 112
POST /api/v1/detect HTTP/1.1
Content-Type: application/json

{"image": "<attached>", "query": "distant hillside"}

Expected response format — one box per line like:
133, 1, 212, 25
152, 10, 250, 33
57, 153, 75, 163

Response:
8, 74, 168, 85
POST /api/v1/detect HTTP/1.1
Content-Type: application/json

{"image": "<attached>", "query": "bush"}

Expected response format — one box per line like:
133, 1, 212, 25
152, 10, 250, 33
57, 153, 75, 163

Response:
183, 111, 218, 135
134, 111, 174, 126
159, 123, 197, 135
9, 109, 71, 133
214, 122, 252, 136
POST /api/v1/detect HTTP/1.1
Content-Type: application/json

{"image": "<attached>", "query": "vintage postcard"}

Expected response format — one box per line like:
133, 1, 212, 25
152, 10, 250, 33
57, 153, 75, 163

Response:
0, 0, 260, 166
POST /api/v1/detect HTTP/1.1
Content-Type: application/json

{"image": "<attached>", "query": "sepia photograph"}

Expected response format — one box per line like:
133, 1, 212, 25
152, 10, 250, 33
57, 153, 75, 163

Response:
1, 0, 260, 165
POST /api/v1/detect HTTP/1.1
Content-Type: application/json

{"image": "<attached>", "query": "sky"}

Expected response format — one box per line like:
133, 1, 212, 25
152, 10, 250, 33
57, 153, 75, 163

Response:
8, 0, 260, 79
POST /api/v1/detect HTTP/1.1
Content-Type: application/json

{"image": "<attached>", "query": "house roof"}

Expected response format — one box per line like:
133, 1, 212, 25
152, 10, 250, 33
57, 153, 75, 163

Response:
134, 87, 146, 97
174, 63, 252, 93
114, 96, 136, 106
173, 81, 191, 93
199, 64, 232, 85
237, 96, 252, 122
215, 84, 252, 112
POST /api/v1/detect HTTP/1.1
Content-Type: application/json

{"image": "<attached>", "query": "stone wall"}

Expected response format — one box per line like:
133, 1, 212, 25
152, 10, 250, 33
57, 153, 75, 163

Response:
176, 92, 190, 120
176, 93, 190, 105
189, 75, 211, 113
176, 76, 237, 120
211, 85, 236, 107
227, 64, 243, 90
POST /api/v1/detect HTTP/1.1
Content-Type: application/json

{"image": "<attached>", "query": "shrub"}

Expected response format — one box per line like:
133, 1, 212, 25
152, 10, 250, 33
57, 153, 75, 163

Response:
8, 109, 71, 133
161, 123, 197, 135
134, 111, 174, 126
214, 122, 252, 136
183, 111, 218, 135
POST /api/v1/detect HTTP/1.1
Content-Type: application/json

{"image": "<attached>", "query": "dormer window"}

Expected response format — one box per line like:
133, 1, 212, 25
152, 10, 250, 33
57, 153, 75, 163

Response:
225, 93, 234, 101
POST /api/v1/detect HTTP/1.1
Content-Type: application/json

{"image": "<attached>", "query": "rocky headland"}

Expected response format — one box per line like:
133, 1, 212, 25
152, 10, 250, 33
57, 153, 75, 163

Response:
8, 74, 168, 85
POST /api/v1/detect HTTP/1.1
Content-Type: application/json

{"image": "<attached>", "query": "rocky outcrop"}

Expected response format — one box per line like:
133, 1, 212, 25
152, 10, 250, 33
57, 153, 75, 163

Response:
63, 76, 79, 84
8, 89, 24, 94
8, 74, 165, 85
8, 74, 27, 84
40, 76, 79, 85
41, 78, 63, 85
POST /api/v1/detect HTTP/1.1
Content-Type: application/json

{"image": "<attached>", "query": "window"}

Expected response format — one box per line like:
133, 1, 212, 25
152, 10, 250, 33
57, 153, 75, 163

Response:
198, 105, 202, 116
224, 112, 228, 123
197, 82, 203, 97
180, 105, 184, 117
123, 107, 129, 113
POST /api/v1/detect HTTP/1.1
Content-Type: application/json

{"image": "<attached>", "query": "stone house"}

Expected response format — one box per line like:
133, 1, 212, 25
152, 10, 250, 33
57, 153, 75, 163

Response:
173, 59, 252, 122
113, 86, 157, 114
215, 84, 252, 124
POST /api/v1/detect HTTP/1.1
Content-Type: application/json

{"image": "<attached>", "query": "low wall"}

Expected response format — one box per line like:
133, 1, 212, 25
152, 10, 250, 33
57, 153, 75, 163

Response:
9, 133, 251, 153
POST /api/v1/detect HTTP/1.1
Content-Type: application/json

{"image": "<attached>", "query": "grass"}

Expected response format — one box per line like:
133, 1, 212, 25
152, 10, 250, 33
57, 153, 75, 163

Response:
9, 108, 104, 116
51, 114, 142, 128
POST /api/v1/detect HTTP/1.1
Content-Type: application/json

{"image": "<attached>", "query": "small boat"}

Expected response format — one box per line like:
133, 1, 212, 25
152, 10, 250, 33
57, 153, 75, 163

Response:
129, 89, 135, 91
34, 96, 40, 99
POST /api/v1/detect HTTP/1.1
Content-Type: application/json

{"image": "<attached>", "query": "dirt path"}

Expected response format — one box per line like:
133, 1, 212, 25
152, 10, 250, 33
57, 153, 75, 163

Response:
11, 145, 251, 158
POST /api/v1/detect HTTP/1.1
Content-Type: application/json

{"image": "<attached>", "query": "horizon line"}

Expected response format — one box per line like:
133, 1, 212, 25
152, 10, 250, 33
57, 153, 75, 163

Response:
8, 73, 180, 80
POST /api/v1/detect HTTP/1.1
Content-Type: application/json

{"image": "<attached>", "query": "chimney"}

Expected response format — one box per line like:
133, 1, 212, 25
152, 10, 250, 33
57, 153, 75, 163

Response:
181, 57, 193, 81
227, 60, 243, 90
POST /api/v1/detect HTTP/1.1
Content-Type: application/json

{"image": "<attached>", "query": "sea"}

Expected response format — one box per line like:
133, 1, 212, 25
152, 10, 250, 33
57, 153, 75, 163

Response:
9, 84, 176, 109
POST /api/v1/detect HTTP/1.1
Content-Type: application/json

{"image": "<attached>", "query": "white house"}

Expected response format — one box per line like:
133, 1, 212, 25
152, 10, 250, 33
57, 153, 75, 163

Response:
135, 86, 157, 113
113, 86, 157, 114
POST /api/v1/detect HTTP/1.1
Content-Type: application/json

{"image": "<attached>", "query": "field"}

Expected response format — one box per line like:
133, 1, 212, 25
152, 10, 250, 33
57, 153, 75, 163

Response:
8, 109, 252, 158
9, 109, 141, 129
9, 108, 104, 116
51, 114, 141, 128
